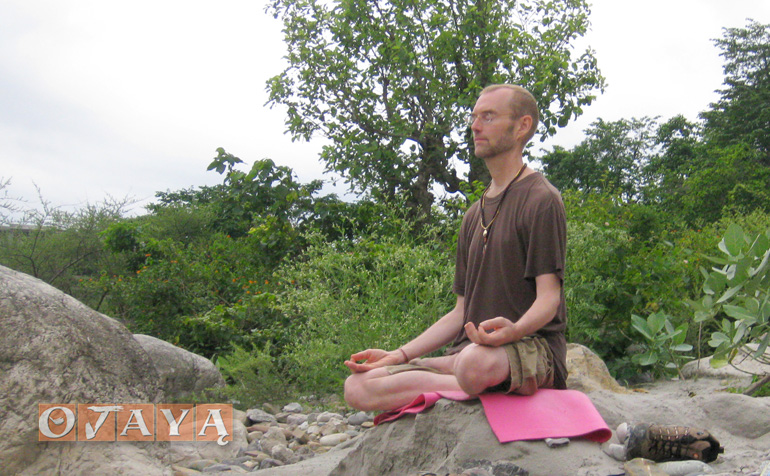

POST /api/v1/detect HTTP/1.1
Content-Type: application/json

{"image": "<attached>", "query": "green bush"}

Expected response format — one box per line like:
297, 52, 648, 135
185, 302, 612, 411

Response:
274, 233, 455, 398
213, 343, 290, 409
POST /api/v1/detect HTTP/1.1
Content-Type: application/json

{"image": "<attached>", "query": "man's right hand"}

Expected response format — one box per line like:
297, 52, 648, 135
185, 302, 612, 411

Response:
344, 349, 403, 373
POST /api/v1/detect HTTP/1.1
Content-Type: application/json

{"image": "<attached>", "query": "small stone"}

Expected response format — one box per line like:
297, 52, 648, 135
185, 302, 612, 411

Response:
545, 437, 570, 448
275, 412, 290, 423
490, 460, 528, 476
185, 459, 219, 471
202, 463, 235, 472
259, 426, 288, 454
306, 424, 321, 435
246, 408, 277, 425
171, 465, 201, 475
296, 446, 316, 461
259, 458, 284, 469
243, 450, 270, 462
246, 431, 263, 444
361, 421, 375, 429
233, 409, 249, 426
287, 413, 308, 426
291, 428, 310, 444
347, 411, 372, 426
319, 432, 350, 446
317, 411, 343, 423
247, 423, 271, 433
262, 403, 280, 415
272, 443, 298, 464
320, 420, 348, 436
283, 402, 304, 413
462, 470, 493, 476
306, 412, 319, 424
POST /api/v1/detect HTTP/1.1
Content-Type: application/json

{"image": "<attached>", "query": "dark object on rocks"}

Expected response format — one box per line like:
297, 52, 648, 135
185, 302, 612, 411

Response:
625, 423, 725, 463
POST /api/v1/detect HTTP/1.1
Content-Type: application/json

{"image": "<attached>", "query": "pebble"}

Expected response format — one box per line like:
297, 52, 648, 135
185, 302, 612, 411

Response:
175, 401, 374, 474
246, 408, 276, 425
319, 432, 350, 446
283, 402, 304, 413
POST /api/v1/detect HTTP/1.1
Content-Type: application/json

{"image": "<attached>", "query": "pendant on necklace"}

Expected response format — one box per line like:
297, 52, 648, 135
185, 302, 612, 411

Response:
483, 229, 488, 240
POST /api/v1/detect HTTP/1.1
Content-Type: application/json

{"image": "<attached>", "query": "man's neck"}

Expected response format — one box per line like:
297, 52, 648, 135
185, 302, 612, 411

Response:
484, 153, 527, 197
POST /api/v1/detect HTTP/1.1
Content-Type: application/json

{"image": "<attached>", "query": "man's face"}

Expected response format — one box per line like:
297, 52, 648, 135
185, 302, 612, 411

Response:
470, 89, 520, 159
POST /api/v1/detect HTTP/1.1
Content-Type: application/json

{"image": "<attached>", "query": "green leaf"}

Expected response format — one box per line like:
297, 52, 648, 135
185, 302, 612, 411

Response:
754, 332, 770, 359
637, 351, 658, 366
717, 284, 743, 304
647, 312, 666, 334
709, 354, 728, 369
671, 344, 693, 352
721, 224, 745, 257
631, 314, 654, 341
723, 304, 756, 321
708, 332, 729, 347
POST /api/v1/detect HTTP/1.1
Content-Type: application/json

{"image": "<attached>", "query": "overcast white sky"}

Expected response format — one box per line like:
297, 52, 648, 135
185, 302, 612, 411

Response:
1, 0, 769, 217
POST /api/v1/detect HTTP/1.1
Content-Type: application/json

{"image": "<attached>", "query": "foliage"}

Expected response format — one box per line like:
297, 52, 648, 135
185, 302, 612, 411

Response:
562, 191, 700, 381
701, 20, 770, 160
205, 148, 322, 239
539, 117, 659, 201
630, 311, 693, 379
213, 344, 291, 409
266, 0, 604, 214
274, 232, 455, 397
0, 191, 133, 306
0, 177, 24, 225
687, 224, 770, 369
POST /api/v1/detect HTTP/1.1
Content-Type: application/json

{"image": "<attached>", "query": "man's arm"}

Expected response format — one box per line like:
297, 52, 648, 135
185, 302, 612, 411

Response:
344, 295, 465, 373
464, 273, 561, 346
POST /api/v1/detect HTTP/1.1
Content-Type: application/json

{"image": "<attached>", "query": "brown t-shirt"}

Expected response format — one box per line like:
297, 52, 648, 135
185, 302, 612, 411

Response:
450, 172, 568, 389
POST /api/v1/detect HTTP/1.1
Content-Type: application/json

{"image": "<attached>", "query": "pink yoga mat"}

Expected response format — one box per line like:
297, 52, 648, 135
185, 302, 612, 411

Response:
374, 389, 611, 443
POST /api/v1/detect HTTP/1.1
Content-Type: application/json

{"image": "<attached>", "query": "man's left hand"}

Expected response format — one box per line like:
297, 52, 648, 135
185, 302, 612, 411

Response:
465, 317, 519, 347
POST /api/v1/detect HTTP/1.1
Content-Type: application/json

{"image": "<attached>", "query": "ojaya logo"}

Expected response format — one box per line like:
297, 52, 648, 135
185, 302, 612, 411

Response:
38, 404, 233, 446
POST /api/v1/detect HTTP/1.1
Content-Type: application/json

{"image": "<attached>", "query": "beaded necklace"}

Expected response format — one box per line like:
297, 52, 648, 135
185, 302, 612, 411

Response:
480, 163, 527, 252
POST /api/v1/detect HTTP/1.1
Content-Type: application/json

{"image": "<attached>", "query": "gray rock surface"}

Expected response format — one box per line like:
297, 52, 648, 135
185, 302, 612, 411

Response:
134, 333, 225, 400
0, 265, 164, 475
0, 265, 245, 476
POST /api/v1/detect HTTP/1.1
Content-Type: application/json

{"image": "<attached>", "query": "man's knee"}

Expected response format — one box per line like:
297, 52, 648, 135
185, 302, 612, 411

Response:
453, 345, 508, 395
345, 374, 362, 409
344, 373, 381, 411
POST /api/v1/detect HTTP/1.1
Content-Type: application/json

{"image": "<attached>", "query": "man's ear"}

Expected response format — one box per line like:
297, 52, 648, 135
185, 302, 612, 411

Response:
515, 115, 533, 140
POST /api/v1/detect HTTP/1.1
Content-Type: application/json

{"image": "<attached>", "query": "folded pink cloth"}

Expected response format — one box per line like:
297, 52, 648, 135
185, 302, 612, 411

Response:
374, 389, 611, 443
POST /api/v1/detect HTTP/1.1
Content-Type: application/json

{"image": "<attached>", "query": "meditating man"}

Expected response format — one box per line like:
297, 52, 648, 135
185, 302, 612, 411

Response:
344, 84, 568, 412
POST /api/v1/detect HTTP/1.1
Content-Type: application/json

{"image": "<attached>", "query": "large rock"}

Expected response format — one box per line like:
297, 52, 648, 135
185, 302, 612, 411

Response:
566, 343, 630, 394
0, 265, 245, 476
134, 334, 225, 399
253, 346, 769, 476
681, 343, 769, 382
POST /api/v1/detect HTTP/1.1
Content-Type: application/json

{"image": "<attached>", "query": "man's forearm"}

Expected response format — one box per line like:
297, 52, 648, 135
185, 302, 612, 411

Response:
509, 273, 561, 340
398, 296, 465, 361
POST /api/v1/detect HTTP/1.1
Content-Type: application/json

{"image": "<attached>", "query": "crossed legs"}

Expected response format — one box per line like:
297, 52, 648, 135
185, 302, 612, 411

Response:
344, 343, 510, 412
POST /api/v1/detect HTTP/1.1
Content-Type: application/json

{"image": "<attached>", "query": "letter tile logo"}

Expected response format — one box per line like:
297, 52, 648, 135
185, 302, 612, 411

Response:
117, 404, 155, 442
195, 404, 233, 446
157, 404, 195, 441
38, 404, 77, 441
77, 404, 119, 441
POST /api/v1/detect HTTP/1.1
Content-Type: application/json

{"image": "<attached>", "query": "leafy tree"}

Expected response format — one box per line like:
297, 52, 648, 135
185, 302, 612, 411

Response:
266, 0, 605, 215
538, 117, 658, 201
701, 20, 770, 161
678, 144, 770, 225
643, 115, 703, 215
